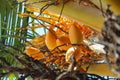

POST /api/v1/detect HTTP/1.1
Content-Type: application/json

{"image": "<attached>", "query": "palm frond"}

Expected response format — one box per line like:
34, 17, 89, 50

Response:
0, 0, 30, 79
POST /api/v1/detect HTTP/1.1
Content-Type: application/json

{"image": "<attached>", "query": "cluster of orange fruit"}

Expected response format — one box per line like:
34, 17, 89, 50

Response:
22, 6, 99, 69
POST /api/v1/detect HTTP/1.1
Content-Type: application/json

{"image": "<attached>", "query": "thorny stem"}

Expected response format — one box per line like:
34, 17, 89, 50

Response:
99, 0, 105, 17
56, 55, 76, 80
79, 0, 101, 10
68, 55, 76, 72
20, 0, 68, 34
58, 1, 65, 22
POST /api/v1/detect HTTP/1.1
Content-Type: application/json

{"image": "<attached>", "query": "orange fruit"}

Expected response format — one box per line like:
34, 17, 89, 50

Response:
25, 47, 40, 56
45, 29, 57, 50
31, 53, 45, 60
69, 24, 83, 44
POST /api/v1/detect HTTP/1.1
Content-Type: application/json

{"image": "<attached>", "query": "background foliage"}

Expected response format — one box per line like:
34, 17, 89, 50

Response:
0, 0, 29, 79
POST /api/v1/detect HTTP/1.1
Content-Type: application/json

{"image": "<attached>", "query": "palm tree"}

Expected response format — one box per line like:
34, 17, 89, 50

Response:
0, 0, 120, 80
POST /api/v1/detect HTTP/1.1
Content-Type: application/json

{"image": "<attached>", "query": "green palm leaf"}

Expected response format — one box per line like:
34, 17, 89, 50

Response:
0, 0, 30, 79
